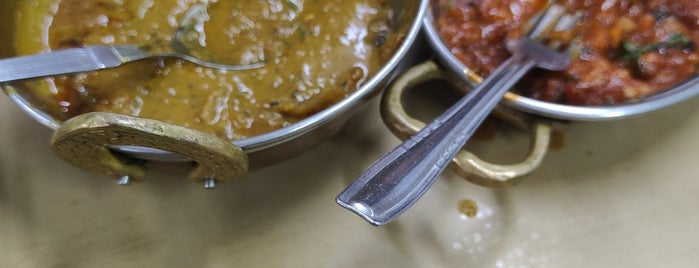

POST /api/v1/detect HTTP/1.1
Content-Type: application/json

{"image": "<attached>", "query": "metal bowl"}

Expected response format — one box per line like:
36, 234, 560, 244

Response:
0, 0, 429, 185
378, 2, 699, 188
422, 3, 699, 121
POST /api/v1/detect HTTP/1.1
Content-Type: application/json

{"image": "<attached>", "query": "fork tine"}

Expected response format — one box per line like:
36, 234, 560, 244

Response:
526, 4, 581, 42
524, 3, 582, 55
553, 11, 580, 32
507, 3, 581, 70
526, 4, 566, 39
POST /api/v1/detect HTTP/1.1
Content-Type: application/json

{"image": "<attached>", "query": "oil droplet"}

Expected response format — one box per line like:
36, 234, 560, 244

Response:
549, 129, 566, 150
458, 199, 478, 218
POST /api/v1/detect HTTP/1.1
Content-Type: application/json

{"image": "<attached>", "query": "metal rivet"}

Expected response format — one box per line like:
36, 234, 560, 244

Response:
203, 179, 217, 189
117, 175, 132, 186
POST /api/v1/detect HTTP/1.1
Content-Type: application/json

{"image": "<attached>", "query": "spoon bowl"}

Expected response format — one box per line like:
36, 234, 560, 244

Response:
0, 3, 264, 84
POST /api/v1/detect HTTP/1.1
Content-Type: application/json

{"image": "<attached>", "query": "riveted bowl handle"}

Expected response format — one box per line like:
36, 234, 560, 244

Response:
51, 112, 249, 184
380, 61, 551, 187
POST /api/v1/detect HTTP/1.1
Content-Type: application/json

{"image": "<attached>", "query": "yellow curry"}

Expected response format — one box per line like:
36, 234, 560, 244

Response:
13, 0, 397, 140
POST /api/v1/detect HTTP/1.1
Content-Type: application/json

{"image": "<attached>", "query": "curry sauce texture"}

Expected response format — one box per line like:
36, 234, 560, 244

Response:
13, 0, 399, 140
435, 0, 699, 106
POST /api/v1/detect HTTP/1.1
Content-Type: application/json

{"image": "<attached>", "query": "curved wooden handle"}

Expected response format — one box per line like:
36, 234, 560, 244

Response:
51, 112, 249, 184
380, 61, 551, 187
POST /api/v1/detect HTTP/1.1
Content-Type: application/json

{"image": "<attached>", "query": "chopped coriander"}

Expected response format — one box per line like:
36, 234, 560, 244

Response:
621, 33, 694, 62
283, 0, 299, 12
605, 96, 616, 105
440, 0, 456, 15
652, 7, 669, 21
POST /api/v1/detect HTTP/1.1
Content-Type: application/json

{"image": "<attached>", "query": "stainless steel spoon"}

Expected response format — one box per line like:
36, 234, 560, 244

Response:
0, 4, 263, 84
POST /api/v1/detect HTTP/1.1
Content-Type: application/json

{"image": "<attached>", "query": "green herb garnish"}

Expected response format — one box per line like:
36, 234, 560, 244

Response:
652, 7, 669, 21
283, 0, 299, 12
621, 33, 694, 62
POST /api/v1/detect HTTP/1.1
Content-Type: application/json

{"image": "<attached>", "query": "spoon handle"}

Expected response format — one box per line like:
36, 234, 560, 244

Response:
336, 54, 536, 226
0, 46, 136, 83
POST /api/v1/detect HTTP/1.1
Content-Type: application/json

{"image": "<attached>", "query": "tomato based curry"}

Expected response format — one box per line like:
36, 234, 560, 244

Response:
13, 0, 398, 140
435, 0, 699, 106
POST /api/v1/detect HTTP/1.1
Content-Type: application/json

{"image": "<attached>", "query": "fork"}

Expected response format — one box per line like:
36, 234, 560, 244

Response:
336, 4, 581, 225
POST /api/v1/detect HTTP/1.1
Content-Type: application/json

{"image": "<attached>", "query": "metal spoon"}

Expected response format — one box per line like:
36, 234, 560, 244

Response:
0, 4, 264, 84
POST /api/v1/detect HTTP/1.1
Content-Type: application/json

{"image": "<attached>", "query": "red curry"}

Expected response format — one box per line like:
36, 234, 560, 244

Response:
435, 0, 699, 106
